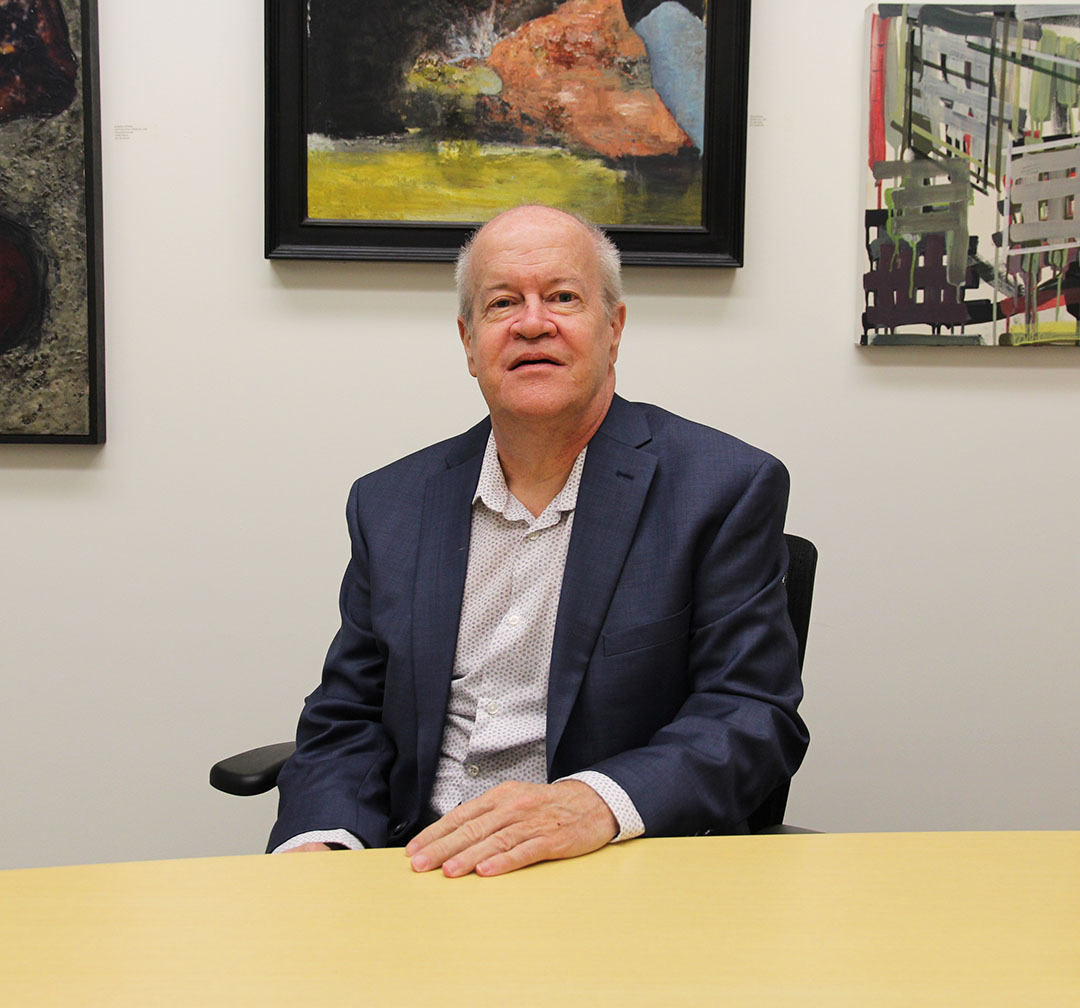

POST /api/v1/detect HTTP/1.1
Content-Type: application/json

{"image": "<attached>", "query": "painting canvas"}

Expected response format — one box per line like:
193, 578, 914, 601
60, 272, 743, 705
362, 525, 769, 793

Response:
863, 4, 1080, 346
0, 0, 103, 441
266, 0, 751, 265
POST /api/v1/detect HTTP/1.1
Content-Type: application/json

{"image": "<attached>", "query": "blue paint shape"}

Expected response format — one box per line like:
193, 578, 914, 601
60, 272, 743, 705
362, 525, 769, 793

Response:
633, 2, 706, 153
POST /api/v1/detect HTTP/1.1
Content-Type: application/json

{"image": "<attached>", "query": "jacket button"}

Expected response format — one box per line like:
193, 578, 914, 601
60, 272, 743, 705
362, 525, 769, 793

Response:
390, 821, 407, 837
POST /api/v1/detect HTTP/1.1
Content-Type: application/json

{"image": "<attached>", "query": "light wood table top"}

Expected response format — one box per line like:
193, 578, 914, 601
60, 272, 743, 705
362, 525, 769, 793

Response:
1, 831, 1076, 1006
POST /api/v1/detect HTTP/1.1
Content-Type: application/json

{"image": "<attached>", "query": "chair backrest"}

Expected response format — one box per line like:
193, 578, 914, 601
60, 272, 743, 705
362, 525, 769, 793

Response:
783, 534, 818, 672
746, 533, 818, 832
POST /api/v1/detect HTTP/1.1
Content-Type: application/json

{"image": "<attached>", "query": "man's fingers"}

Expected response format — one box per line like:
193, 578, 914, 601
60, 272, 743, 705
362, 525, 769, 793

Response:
405, 793, 500, 855
439, 825, 525, 877
409, 813, 517, 873
474, 835, 551, 877
406, 785, 527, 870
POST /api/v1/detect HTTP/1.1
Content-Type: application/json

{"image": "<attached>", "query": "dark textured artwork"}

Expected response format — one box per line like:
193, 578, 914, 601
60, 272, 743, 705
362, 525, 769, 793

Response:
0, 0, 103, 441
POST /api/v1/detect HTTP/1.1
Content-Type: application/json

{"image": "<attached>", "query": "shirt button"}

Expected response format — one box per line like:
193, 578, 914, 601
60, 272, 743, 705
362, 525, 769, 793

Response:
466, 764, 480, 778
527, 532, 539, 541
507, 614, 520, 626
486, 701, 500, 715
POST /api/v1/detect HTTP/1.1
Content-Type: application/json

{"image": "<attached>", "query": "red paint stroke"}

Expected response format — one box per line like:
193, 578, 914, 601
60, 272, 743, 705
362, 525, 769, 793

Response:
999, 282, 1080, 318
869, 14, 890, 169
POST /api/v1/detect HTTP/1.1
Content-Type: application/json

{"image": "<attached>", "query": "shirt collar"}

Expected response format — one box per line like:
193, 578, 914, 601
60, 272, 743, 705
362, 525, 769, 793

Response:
474, 432, 587, 523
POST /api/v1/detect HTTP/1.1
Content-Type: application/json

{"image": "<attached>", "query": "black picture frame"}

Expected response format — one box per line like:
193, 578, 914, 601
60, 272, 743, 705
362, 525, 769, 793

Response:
265, 0, 751, 267
0, 0, 105, 444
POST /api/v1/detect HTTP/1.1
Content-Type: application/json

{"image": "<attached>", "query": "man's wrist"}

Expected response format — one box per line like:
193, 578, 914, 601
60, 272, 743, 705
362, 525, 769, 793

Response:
557, 771, 645, 842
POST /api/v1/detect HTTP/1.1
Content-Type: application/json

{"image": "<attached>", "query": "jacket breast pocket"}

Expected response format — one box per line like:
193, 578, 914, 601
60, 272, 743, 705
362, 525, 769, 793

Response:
602, 603, 691, 657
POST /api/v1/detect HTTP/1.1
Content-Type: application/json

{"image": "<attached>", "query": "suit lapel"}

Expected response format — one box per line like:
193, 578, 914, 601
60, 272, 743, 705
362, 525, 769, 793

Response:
546, 397, 656, 770
411, 421, 488, 802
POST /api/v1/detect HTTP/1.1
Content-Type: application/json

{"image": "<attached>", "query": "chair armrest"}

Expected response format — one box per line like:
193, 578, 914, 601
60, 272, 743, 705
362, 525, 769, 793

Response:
209, 741, 296, 796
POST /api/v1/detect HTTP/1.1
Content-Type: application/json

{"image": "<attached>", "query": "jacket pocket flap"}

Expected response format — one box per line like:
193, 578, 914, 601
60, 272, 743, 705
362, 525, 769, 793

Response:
603, 603, 691, 656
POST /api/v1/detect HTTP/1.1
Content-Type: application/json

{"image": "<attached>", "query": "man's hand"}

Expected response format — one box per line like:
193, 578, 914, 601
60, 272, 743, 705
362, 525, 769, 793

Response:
405, 780, 617, 877
282, 842, 334, 853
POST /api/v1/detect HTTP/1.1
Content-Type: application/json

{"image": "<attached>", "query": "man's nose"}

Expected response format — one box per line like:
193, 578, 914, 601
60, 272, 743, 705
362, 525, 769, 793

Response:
510, 297, 551, 338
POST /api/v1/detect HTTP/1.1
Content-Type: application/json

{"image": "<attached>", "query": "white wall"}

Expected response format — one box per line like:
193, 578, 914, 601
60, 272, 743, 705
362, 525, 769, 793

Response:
1, 0, 1077, 870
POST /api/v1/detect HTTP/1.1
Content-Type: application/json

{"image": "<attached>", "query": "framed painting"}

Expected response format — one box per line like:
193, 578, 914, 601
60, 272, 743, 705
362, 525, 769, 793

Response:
266, 0, 751, 266
0, 0, 104, 441
863, 4, 1080, 346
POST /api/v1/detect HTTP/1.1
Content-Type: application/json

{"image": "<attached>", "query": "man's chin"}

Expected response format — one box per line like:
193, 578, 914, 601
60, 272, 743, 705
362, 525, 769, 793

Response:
491, 390, 578, 425
483, 376, 613, 434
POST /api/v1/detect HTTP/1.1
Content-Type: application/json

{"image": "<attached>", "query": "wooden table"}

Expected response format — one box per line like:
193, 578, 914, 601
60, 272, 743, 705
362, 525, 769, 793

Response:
1, 832, 1076, 1006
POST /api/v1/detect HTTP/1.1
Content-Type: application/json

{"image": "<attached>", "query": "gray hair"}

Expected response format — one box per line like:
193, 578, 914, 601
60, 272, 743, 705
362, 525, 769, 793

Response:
455, 205, 623, 330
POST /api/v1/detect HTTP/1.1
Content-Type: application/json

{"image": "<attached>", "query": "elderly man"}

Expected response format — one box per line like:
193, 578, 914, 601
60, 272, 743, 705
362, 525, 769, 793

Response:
269, 204, 808, 876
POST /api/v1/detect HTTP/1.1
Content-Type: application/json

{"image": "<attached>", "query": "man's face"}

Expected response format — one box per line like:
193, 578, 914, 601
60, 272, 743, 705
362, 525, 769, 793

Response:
458, 207, 625, 433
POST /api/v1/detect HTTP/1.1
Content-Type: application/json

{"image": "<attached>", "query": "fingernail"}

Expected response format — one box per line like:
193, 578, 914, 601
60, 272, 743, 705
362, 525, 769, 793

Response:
410, 854, 429, 872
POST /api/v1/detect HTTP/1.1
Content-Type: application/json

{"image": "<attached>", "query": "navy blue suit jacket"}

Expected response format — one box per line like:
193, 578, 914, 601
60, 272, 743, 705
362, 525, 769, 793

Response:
268, 396, 808, 851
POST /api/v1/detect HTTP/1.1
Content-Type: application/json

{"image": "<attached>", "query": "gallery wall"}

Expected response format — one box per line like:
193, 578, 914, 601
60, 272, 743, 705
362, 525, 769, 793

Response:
1, 0, 1077, 870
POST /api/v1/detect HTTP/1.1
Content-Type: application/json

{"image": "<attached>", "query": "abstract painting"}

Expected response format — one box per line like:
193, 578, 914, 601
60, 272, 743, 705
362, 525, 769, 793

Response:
863, 4, 1080, 346
266, 0, 751, 265
0, 0, 103, 441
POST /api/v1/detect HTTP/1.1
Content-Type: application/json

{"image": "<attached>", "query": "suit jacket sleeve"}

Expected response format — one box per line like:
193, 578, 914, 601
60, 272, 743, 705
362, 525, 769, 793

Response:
267, 478, 396, 851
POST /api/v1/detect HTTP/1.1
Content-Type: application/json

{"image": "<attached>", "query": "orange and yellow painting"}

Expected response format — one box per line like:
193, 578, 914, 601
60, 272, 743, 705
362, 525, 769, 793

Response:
304, 0, 708, 227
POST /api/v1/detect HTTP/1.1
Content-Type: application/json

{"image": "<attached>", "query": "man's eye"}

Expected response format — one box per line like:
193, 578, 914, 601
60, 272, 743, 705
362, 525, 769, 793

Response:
554, 291, 575, 303
491, 297, 513, 309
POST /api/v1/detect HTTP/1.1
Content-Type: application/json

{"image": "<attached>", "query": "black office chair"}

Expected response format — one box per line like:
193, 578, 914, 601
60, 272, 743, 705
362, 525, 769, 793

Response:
212, 533, 818, 830
747, 533, 818, 833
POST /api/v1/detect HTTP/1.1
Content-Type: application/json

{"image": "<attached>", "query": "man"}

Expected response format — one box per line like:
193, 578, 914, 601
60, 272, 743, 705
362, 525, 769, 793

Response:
268, 205, 808, 876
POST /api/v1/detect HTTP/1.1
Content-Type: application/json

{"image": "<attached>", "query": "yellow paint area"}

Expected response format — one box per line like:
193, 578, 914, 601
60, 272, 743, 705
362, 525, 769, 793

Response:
1008, 320, 1080, 344
405, 59, 502, 101
307, 141, 700, 226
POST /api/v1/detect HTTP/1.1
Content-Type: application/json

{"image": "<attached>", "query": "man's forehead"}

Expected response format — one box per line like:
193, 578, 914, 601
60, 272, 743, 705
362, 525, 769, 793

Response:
479, 266, 590, 291
471, 217, 598, 288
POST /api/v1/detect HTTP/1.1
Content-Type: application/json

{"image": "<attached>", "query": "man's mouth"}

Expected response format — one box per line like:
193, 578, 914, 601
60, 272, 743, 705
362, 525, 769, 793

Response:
509, 357, 560, 370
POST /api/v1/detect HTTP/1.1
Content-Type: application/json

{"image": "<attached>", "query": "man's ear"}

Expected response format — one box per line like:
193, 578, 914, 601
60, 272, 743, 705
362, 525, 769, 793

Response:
458, 316, 478, 377
608, 302, 626, 365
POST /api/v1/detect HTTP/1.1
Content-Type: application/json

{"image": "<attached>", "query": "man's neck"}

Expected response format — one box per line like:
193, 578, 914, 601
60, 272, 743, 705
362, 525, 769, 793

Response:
491, 396, 612, 517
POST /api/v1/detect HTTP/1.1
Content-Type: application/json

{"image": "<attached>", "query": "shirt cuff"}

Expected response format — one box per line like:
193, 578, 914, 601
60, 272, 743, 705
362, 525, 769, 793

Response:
559, 770, 645, 842
271, 829, 365, 853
